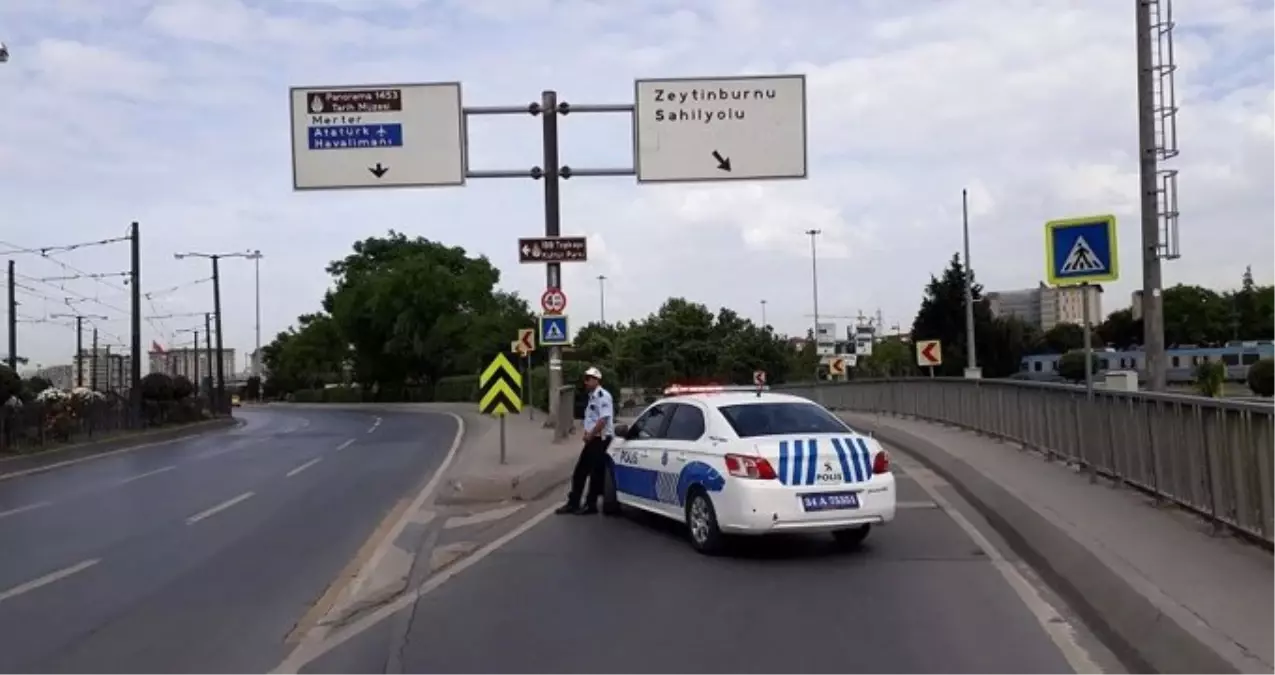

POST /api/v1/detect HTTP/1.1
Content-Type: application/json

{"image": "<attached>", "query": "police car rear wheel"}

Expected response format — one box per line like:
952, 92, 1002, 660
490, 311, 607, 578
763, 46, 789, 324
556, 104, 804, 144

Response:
601, 464, 621, 516
685, 491, 725, 555
832, 525, 871, 547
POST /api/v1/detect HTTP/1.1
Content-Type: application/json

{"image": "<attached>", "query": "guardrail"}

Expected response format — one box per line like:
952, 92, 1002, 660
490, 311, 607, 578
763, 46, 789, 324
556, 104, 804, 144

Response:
775, 378, 1275, 546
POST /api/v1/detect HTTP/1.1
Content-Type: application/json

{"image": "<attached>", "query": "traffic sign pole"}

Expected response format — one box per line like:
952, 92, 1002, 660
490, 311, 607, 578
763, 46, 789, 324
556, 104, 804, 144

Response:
540, 90, 565, 425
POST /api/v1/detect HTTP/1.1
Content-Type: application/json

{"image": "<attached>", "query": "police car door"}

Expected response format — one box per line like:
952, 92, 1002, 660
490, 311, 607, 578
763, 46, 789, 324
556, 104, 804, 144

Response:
649, 403, 711, 517
612, 403, 673, 511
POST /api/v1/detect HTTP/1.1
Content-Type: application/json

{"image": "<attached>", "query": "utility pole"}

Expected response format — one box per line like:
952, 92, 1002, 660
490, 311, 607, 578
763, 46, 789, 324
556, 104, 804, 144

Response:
52, 313, 107, 387
805, 229, 822, 382
597, 274, 607, 325
177, 327, 199, 388
1136, 0, 1181, 391
760, 299, 767, 327
204, 312, 213, 400
961, 189, 980, 378
91, 327, 98, 390
176, 251, 257, 411
130, 222, 142, 425
540, 90, 564, 423
6, 260, 15, 371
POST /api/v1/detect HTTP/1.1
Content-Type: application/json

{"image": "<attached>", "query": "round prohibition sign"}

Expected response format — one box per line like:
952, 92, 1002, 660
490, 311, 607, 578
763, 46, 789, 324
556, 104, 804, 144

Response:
540, 287, 568, 315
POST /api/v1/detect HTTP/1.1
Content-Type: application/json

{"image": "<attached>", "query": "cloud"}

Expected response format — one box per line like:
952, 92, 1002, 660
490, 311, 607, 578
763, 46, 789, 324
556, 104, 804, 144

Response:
0, 0, 1270, 371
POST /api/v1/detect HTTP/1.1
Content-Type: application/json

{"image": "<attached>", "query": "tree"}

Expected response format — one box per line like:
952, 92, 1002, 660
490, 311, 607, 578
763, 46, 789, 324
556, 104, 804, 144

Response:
1097, 309, 1141, 350
1057, 350, 1098, 383
857, 336, 916, 378
0, 365, 19, 403
172, 375, 195, 400
1225, 266, 1274, 341
322, 231, 534, 392
262, 313, 349, 394
140, 372, 174, 401
23, 376, 53, 397
1042, 323, 1086, 354
1162, 284, 1231, 346
910, 253, 1025, 378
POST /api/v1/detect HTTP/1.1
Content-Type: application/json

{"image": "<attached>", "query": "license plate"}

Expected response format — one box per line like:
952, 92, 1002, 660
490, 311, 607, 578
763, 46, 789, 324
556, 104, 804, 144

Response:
800, 491, 860, 512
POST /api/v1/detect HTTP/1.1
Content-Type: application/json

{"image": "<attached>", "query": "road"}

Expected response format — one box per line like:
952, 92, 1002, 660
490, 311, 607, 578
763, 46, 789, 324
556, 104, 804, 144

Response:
292, 453, 1120, 674
0, 406, 459, 674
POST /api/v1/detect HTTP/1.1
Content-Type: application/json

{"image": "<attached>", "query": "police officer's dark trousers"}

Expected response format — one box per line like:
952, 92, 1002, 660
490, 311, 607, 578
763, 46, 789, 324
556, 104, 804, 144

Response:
565, 435, 611, 509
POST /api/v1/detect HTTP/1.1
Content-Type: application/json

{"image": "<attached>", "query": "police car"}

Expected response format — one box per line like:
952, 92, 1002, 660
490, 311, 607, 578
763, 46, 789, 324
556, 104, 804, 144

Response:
601, 385, 896, 555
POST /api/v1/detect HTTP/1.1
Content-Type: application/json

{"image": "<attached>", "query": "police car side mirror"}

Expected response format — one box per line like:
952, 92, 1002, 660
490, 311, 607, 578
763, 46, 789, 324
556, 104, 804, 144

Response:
614, 423, 629, 439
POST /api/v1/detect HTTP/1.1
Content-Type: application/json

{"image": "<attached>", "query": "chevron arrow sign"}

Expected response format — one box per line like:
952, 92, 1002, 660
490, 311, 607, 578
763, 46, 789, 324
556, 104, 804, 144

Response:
479, 352, 523, 416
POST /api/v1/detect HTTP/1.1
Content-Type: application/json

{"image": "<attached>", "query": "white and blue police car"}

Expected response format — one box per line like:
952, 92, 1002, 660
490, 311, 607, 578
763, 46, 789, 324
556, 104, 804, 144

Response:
601, 385, 896, 555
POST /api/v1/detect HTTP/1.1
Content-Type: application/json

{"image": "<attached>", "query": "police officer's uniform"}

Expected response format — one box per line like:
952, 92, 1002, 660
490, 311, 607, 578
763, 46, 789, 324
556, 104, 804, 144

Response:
558, 368, 614, 515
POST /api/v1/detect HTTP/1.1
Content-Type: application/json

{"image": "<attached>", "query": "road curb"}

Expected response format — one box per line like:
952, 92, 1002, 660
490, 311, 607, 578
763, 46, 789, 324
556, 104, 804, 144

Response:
0, 417, 240, 480
437, 454, 575, 506
846, 413, 1239, 675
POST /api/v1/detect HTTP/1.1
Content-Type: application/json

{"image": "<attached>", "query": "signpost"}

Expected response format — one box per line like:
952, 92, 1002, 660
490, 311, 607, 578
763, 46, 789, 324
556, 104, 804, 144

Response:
519, 236, 588, 263
540, 288, 568, 315
478, 353, 523, 464
1045, 215, 1119, 399
289, 72, 808, 431
633, 75, 808, 183
916, 339, 942, 376
289, 82, 465, 190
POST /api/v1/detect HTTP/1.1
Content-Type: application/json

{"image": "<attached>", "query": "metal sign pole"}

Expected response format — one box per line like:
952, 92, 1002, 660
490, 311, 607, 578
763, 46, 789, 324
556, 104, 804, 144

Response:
499, 414, 507, 465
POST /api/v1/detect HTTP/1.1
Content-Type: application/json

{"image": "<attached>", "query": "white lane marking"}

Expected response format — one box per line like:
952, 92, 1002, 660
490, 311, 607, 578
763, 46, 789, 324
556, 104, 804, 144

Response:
186, 491, 255, 525
366, 417, 382, 434
115, 465, 177, 486
344, 413, 462, 600
0, 500, 54, 520
274, 502, 555, 674
444, 504, 526, 529
335, 439, 355, 452
903, 454, 1103, 674
0, 421, 240, 482
286, 457, 323, 478
0, 558, 100, 605
282, 418, 312, 435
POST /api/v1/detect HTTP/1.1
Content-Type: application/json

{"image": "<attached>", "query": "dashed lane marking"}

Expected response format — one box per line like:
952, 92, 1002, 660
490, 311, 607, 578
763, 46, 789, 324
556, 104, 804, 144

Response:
286, 457, 323, 478
114, 465, 177, 486
366, 417, 382, 434
186, 491, 255, 525
0, 500, 53, 521
0, 558, 100, 605
335, 439, 356, 452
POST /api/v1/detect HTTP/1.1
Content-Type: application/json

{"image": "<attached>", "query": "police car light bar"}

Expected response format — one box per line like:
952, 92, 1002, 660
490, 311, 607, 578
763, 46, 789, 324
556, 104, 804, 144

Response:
663, 384, 770, 396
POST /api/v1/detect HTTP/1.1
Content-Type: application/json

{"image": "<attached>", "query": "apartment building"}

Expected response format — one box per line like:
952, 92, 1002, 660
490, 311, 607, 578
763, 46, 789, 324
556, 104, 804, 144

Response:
73, 349, 133, 393
986, 282, 1103, 331
148, 346, 236, 383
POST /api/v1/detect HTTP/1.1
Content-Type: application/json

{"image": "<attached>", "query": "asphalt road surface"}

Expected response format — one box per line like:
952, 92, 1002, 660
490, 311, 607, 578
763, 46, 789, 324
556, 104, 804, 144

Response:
0, 407, 459, 674
296, 454, 1117, 674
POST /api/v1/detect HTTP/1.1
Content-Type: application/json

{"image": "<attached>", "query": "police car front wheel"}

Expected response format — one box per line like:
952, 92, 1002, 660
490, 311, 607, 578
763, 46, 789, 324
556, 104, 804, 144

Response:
685, 490, 725, 555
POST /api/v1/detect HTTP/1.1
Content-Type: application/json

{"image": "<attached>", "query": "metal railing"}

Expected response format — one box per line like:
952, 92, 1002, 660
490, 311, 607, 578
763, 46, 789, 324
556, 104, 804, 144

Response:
776, 378, 1275, 546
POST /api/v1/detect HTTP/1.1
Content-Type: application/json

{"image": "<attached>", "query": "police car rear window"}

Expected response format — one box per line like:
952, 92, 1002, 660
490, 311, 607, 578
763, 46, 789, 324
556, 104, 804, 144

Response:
718, 402, 851, 438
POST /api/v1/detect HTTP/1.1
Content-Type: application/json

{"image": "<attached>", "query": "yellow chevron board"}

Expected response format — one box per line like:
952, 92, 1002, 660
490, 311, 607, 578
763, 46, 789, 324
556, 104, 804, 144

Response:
478, 352, 523, 416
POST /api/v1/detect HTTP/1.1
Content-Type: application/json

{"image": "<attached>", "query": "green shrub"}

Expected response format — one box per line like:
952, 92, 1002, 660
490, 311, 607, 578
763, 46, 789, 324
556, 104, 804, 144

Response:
1057, 351, 1098, 383
141, 372, 175, 401
292, 388, 323, 403
0, 365, 19, 403
1194, 361, 1226, 398
323, 386, 362, 402
1248, 358, 1274, 397
433, 374, 478, 402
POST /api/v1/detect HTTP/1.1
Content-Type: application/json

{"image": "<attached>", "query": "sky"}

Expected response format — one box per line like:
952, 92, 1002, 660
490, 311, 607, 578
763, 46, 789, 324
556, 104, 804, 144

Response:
1, 0, 1272, 373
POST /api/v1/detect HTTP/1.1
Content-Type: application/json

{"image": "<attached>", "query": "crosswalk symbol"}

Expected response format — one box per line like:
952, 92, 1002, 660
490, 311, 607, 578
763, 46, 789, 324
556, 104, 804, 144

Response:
1060, 236, 1105, 273
478, 353, 523, 416
539, 315, 570, 346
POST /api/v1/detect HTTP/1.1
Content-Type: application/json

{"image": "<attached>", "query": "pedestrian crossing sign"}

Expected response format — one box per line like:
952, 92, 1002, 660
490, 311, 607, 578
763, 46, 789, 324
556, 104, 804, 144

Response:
1045, 215, 1119, 286
538, 314, 570, 346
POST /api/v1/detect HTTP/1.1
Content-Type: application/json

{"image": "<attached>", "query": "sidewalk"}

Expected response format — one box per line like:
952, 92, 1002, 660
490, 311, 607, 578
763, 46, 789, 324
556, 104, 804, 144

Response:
843, 412, 1274, 675
439, 408, 580, 505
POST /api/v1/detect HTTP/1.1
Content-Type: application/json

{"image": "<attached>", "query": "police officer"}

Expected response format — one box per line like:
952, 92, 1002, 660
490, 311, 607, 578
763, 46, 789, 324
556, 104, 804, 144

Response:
556, 366, 614, 515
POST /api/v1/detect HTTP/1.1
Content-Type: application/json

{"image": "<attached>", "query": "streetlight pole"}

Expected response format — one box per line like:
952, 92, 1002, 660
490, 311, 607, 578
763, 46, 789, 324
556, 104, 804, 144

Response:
246, 250, 263, 376
597, 275, 607, 325
962, 189, 980, 378
760, 299, 768, 328
805, 229, 822, 383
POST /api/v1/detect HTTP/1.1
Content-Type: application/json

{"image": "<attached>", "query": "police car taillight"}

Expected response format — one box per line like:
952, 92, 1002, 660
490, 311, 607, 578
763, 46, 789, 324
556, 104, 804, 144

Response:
872, 449, 890, 474
724, 454, 777, 480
